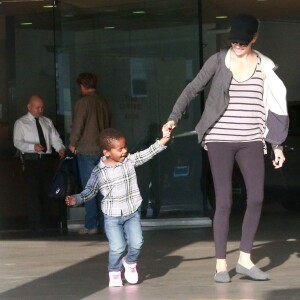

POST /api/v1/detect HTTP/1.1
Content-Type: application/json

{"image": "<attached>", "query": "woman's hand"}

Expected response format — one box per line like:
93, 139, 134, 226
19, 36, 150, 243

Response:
272, 148, 285, 169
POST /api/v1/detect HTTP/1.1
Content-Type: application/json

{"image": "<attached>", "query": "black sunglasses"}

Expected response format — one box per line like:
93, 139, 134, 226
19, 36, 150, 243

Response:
231, 41, 249, 47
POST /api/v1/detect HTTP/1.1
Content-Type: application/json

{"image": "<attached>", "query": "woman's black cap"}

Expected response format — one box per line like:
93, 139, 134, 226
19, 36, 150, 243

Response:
229, 14, 259, 44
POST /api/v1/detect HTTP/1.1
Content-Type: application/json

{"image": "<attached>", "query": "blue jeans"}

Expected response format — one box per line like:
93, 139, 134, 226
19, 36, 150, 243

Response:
77, 153, 103, 230
104, 210, 144, 272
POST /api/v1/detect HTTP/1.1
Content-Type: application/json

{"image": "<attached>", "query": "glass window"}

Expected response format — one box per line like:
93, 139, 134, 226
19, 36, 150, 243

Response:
0, 0, 57, 229
2, 0, 300, 229
57, 0, 205, 220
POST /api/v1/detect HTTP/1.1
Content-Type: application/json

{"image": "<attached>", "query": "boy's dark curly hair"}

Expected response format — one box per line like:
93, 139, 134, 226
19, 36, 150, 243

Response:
99, 128, 125, 151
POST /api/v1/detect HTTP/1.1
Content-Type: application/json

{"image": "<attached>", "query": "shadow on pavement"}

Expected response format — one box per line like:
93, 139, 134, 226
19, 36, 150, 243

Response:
1, 212, 299, 299
0, 229, 209, 299
266, 288, 300, 300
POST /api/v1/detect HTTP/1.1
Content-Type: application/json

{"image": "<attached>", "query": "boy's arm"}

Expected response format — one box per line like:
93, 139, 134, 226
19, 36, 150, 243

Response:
73, 167, 100, 206
158, 136, 171, 146
132, 140, 166, 167
132, 126, 171, 167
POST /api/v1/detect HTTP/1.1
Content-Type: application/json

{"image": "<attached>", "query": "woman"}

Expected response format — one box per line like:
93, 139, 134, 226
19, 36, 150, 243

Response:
164, 14, 288, 283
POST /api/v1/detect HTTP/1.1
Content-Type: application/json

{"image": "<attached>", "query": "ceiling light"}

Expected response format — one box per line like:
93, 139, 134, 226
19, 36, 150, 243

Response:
1, 0, 43, 2
216, 16, 228, 19
43, 5, 56, 8
132, 11, 145, 14
104, 26, 115, 30
20, 22, 33, 26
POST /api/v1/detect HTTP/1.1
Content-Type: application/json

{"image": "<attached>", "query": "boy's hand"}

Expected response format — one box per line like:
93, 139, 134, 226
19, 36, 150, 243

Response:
65, 195, 76, 206
162, 125, 171, 138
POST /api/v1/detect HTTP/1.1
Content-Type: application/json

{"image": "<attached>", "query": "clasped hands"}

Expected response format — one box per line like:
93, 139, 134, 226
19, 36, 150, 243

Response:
162, 120, 176, 138
34, 144, 65, 159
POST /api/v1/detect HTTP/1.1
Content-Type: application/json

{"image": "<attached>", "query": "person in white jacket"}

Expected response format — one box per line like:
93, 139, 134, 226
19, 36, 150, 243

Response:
164, 14, 288, 283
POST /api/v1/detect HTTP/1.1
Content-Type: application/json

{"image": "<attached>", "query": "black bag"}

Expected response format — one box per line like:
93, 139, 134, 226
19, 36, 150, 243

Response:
48, 153, 82, 199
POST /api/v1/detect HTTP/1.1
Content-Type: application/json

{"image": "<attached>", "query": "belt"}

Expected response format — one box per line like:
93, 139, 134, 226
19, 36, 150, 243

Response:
23, 153, 52, 160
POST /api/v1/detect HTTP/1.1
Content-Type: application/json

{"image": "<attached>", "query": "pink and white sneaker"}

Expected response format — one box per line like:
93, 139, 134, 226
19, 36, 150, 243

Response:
122, 258, 138, 284
109, 271, 123, 287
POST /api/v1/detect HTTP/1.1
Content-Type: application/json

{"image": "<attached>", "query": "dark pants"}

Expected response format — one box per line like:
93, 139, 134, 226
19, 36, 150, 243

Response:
24, 157, 54, 230
207, 141, 265, 259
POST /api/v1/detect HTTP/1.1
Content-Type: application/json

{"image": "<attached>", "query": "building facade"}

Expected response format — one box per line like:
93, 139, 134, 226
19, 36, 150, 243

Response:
0, 0, 300, 229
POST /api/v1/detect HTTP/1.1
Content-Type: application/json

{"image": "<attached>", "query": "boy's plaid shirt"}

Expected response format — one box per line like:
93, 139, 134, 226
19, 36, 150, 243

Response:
75, 140, 166, 216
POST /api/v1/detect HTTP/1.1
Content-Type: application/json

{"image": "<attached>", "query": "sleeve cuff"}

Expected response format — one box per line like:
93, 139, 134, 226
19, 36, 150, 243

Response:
74, 194, 83, 206
271, 144, 283, 151
156, 139, 167, 149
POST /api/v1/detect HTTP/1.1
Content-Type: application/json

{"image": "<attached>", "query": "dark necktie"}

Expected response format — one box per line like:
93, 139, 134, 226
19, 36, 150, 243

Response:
35, 117, 47, 152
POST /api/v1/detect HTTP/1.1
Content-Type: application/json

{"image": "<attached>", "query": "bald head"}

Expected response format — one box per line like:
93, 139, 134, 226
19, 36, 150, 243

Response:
27, 95, 44, 118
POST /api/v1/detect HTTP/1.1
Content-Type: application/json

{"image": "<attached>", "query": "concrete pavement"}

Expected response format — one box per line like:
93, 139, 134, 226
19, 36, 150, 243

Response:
0, 209, 299, 300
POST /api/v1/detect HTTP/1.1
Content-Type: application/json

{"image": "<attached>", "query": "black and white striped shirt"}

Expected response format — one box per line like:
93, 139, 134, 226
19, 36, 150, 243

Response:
204, 62, 265, 144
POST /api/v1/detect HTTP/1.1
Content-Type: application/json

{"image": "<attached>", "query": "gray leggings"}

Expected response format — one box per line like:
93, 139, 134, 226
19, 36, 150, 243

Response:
207, 141, 265, 259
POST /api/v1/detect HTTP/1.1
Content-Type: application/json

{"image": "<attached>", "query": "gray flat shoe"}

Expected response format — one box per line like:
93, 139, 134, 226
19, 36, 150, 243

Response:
236, 263, 269, 281
214, 271, 231, 283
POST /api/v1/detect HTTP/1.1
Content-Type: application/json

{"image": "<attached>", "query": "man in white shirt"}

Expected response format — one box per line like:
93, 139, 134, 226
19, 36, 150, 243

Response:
13, 95, 65, 232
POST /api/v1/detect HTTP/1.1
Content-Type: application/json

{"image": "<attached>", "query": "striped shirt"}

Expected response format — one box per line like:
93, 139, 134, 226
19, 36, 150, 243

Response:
75, 140, 166, 217
204, 61, 265, 145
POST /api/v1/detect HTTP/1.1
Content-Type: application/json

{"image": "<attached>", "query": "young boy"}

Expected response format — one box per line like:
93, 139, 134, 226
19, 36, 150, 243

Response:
65, 127, 171, 287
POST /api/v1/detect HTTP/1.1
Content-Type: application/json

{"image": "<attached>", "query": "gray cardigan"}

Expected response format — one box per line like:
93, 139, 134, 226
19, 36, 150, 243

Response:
168, 49, 289, 148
